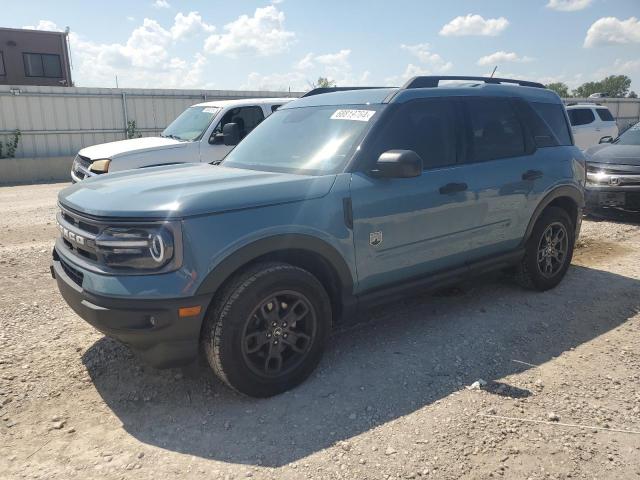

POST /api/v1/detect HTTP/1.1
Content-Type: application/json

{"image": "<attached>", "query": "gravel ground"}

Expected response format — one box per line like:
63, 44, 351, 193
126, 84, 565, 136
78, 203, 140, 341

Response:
1, 182, 640, 480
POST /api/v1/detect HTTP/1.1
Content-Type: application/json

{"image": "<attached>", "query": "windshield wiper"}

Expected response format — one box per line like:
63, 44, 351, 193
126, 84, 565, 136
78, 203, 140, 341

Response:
161, 134, 185, 141
211, 160, 224, 165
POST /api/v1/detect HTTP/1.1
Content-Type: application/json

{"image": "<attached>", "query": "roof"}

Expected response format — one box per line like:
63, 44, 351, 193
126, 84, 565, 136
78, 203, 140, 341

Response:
282, 88, 396, 109
565, 103, 609, 109
193, 97, 294, 108
283, 82, 562, 110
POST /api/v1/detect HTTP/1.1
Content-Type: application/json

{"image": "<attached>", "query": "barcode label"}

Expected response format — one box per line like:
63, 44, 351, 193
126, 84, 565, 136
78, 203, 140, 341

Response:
330, 109, 376, 122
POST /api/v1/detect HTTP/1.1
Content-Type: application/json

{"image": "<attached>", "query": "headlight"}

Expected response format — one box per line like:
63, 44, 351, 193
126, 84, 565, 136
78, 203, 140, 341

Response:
586, 170, 610, 186
90, 159, 111, 173
95, 224, 177, 270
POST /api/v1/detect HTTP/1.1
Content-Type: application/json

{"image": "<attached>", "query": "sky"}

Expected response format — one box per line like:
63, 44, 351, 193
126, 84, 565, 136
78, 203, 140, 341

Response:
9, 0, 640, 93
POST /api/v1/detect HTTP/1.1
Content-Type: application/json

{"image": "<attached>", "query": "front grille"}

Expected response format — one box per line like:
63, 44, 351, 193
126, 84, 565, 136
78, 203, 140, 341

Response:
60, 256, 84, 287
77, 155, 91, 169
56, 205, 105, 266
588, 163, 640, 186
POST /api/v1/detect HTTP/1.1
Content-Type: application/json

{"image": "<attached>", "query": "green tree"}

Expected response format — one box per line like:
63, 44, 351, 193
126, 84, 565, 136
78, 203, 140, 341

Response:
545, 82, 571, 98
574, 75, 632, 98
628, 91, 638, 98
315, 77, 336, 88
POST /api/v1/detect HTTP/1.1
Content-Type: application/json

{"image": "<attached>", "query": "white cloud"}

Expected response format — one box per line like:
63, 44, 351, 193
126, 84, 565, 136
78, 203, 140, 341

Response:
31, 17, 209, 88
23, 20, 63, 31
153, 0, 170, 8
170, 12, 215, 40
244, 49, 370, 91
439, 14, 509, 36
546, 0, 592, 11
204, 6, 294, 57
477, 51, 533, 66
384, 43, 453, 85
584, 17, 640, 47
400, 43, 453, 71
595, 58, 640, 80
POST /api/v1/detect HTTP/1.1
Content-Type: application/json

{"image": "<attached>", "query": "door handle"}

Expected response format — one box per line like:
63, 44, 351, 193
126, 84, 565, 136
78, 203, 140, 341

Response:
522, 169, 543, 181
439, 182, 468, 194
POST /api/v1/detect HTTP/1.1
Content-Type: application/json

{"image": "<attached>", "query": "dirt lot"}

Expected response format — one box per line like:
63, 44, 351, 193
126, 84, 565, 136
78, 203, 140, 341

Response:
1, 182, 640, 480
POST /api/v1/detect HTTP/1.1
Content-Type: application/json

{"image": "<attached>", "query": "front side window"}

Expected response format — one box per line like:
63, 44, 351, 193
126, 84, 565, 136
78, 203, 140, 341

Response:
223, 104, 382, 174
23, 53, 62, 78
366, 98, 458, 169
0, 51, 5, 76
212, 106, 265, 140
568, 108, 595, 126
596, 108, 614, 122
614, 123, 640, 146
161, 106, 220, 141
464, 98, 526, 162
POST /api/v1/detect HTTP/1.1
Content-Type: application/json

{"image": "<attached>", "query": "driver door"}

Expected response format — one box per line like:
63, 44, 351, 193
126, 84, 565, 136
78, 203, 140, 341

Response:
201, 106, 265, 162
350, 98, 476, 293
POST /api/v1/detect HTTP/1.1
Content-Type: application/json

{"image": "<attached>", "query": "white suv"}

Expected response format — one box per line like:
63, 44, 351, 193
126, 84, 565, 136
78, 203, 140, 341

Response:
71, 97, 293, 182
565, 103, 618, 150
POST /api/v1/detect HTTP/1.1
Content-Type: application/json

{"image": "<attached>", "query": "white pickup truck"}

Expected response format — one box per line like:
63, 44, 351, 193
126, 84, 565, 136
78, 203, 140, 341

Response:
71, 97, 293, 182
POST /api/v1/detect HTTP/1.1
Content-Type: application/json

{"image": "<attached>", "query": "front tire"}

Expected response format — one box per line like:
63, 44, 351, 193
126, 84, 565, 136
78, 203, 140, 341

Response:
202, 262, 332, 397
516, 207, 575, 291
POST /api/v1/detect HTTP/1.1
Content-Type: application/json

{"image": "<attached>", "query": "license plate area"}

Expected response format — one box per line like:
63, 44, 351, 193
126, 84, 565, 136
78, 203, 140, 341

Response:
599, 192, 625, 207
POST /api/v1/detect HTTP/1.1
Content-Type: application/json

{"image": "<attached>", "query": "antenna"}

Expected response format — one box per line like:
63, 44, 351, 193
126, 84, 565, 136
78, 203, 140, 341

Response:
490, 66, 498, 78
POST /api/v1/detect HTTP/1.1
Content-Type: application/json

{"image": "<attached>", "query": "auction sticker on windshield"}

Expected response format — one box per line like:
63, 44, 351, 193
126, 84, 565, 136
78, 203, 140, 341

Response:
202, 107, 218, 114
331, 109, 376, 122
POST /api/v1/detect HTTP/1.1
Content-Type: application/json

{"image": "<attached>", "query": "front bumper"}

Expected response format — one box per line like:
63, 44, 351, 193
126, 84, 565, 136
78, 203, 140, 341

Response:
585, 186, 640, 211
51, 249, 212, 368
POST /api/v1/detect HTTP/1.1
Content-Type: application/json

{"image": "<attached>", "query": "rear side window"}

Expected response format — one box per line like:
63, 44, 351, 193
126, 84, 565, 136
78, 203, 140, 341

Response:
530, 102, 572, 146
367, 98, 458, 170
568, 108, 595, 126
271, 104, 282, 113
596, 108, 614, 122
464, 98, 526, 162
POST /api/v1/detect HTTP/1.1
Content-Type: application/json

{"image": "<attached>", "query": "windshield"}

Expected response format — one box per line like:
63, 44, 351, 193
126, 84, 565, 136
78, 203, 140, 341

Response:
161, 106, 220, 141
615, 123, 640, 146
222, 105, 382, 174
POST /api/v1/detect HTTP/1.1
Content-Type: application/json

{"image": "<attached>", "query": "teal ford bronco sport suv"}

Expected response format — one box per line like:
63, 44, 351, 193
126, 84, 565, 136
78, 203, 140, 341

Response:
52, 76, 585, 397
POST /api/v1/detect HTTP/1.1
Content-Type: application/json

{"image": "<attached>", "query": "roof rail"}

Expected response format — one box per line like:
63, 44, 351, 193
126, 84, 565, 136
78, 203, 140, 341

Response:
401, 76, 545, 89
302, 86, 390, 97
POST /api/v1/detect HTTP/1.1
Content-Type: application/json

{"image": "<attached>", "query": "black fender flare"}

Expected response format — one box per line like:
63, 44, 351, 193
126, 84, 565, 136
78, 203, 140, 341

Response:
195, 234, 355, 299
522, 185, 584, 244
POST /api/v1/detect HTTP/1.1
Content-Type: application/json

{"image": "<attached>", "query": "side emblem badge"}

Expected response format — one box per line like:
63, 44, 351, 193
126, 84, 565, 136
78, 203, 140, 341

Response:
369, 231, 383, 246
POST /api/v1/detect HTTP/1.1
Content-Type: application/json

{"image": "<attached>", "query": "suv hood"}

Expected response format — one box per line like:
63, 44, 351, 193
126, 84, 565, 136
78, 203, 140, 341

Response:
58, 164, 336, 218
78, 137, 187, 160
585, 144, 640, 166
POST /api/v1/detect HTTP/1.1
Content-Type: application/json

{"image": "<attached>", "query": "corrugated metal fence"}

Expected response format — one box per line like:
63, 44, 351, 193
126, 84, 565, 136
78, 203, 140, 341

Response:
1, 85, 639, 159
0, 85, 301, 158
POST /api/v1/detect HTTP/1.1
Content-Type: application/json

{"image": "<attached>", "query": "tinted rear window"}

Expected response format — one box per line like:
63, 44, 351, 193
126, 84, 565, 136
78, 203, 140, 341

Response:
464, 98, 526, 162
596, 108, 614, 122
568, 108, 595, 126
530, 102, 572, 146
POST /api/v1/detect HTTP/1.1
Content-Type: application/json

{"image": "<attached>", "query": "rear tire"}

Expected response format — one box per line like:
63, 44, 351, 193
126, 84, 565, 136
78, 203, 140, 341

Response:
202, 262, 331, 397
516, 207, 574, 291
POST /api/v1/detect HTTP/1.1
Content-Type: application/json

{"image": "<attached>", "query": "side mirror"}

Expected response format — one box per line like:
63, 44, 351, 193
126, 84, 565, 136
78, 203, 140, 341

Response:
599, 136, 614, 144
371, 150, 423, 178
222, 122, 240, 146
